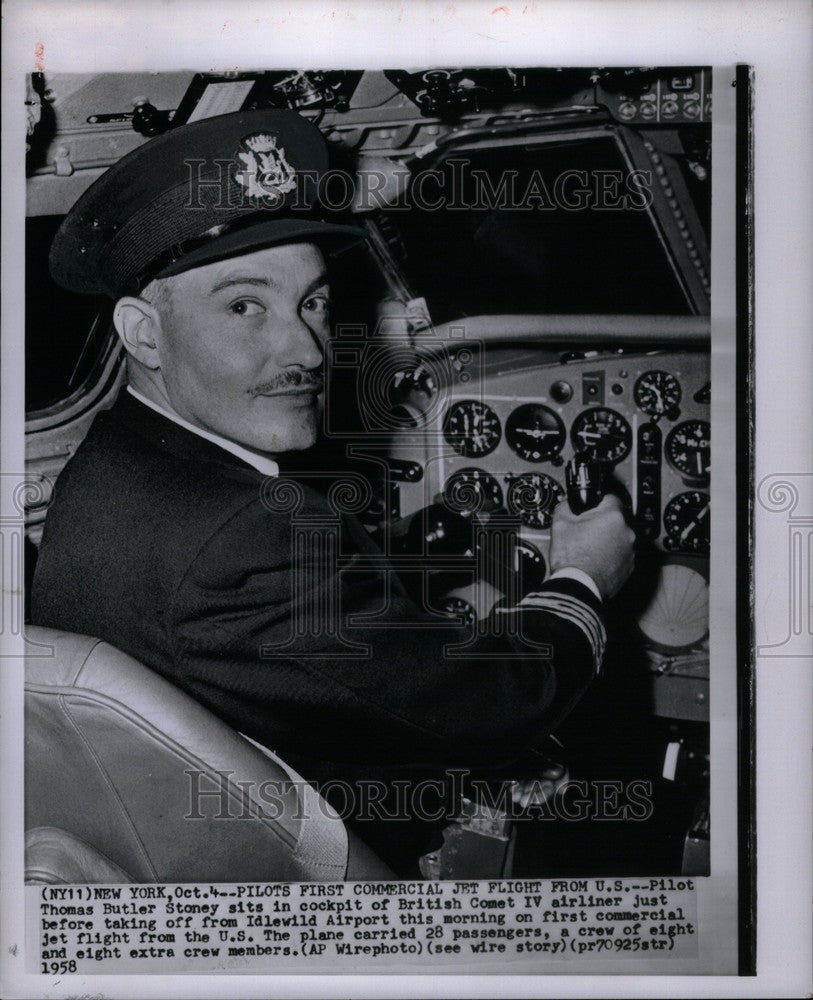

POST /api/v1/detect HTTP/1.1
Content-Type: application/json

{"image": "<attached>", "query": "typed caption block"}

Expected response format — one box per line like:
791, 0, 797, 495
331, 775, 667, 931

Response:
34, 877, 698, 973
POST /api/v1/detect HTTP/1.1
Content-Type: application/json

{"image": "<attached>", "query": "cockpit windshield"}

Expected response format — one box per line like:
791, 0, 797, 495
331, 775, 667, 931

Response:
378, 130, 708, 322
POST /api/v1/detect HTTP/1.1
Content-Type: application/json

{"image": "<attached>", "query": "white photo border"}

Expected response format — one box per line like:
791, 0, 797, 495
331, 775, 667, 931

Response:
2, 1, 811, 997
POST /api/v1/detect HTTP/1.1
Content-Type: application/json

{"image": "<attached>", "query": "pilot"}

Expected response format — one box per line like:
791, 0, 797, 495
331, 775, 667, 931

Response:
32, 109, 635, 874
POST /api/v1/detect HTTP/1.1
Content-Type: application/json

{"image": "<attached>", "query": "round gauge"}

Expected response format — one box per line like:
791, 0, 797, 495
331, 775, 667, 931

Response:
443, 468, 503, 514
570, 408, 633, 464
505, 404, 566, 463
638, 564, 709, 652
439, 596, 477, 627
663, 491, 710, 553
665, 420, 710, 481
514, 539, 546, 595
443, 400, 501, 458
634, 370, 682, 418
506, 473, 564, 530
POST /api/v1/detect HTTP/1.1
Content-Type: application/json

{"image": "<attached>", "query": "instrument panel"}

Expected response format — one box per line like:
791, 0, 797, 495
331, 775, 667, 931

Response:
392, 348, 709, 552
388, 346, 710, 660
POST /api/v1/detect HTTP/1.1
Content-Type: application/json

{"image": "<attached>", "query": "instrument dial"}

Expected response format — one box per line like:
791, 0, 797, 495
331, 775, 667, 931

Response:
443, 400, 501, 458
505, 404, 566, 463
634, 370, 682, 418
665, 419, 710, 481
571, 408, 632, 464
637, 564, 709, 651
439, 596, 477, 627
506, 473, 564, 530
443, 468, 503, 514
663, 490, 710, 553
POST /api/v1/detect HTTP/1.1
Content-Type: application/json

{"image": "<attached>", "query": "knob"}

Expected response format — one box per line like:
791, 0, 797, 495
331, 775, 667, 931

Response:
565, 453, 605, 514
405, 503, 474, 557
550, 380, 573, 404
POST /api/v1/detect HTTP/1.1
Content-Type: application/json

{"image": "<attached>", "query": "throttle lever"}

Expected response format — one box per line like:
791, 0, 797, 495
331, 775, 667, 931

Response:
565, 452, 605, 514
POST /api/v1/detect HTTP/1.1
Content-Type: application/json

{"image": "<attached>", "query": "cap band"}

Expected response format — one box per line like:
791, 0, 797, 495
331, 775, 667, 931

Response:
129, 212, 284, 293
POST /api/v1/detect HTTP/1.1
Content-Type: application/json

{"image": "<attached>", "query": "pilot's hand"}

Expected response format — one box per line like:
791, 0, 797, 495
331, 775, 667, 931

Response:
549, 494, 635, 601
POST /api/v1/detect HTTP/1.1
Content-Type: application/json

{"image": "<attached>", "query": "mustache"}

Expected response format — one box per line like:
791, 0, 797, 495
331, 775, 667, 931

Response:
249, 369, 325, 396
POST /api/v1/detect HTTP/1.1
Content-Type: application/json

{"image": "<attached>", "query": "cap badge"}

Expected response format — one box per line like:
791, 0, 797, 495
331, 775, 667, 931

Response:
235, 133, 297, 203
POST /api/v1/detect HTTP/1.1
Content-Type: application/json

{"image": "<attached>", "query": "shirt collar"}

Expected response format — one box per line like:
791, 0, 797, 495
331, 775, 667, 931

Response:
126, 385, 279, 478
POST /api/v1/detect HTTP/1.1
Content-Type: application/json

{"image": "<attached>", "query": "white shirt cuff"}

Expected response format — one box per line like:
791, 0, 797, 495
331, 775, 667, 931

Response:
546, 567, 602, 602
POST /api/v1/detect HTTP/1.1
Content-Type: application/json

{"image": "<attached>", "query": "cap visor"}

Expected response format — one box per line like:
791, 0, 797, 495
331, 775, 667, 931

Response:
153, 218, 366, 280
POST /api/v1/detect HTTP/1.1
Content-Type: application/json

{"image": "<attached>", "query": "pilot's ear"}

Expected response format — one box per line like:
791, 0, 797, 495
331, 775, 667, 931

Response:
113, 296, 162, 370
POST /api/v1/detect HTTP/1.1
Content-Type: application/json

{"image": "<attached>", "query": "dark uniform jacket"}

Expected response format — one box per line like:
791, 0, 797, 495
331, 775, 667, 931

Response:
31, 391, 606, 870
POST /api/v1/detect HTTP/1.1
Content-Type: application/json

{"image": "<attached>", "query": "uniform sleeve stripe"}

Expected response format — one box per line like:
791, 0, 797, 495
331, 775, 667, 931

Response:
520, 593, 604, 647
520, 594, 606, 666
496, 591, 607, 672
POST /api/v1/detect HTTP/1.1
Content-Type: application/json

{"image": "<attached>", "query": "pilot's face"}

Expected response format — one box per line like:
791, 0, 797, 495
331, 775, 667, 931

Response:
155, 242, 329, 454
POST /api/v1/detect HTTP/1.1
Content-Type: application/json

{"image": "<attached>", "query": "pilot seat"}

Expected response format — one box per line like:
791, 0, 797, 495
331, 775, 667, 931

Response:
25, 626, 393, 884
